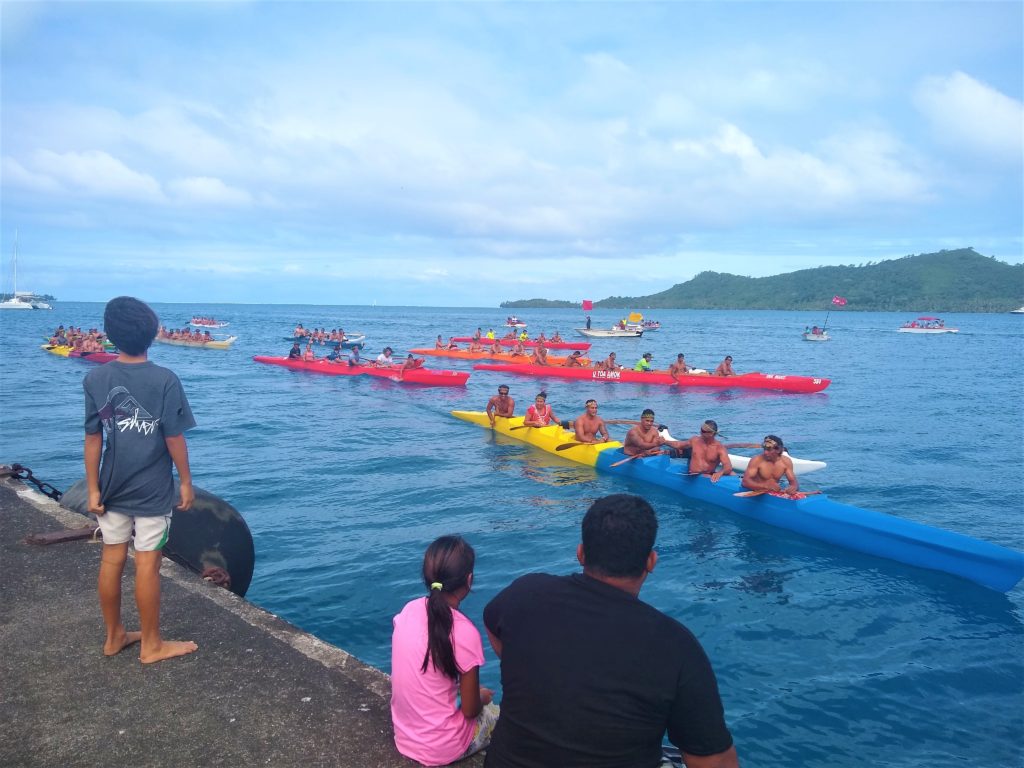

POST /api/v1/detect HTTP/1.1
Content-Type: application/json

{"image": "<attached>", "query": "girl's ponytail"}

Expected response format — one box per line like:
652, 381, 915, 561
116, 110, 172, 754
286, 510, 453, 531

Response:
421, 535, 475, 680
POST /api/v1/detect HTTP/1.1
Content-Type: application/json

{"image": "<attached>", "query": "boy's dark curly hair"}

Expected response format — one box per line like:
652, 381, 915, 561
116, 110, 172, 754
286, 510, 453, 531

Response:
103, 296, 159, 356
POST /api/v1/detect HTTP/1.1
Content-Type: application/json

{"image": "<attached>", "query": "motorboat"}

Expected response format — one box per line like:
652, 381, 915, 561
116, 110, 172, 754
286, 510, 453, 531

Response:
897, 317, 958, 334
575, 326, 644, 338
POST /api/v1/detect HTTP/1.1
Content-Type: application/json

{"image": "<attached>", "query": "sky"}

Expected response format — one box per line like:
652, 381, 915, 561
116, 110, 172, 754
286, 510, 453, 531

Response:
1, 1, 1022, 307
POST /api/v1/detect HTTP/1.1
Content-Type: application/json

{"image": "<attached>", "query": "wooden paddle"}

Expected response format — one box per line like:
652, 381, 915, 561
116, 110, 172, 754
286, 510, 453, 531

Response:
555, 441, 589, 451
610, 450, 669, 467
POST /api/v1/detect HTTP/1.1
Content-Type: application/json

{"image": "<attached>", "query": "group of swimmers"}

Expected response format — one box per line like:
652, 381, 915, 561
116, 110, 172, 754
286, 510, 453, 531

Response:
157, 327, 216, 344
486, 386, 799, 495
48, 325, 109, 353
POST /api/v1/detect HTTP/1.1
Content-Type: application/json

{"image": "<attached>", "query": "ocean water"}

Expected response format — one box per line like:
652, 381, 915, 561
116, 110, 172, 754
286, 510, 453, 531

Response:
1, 303, 1022, 767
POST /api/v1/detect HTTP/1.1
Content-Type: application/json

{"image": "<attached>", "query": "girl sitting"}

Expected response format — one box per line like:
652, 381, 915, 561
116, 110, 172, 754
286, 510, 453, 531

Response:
391, 536, 498, 766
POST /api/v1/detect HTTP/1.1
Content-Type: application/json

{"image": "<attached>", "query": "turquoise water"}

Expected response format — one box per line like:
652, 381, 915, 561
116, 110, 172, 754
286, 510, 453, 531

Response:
2, 304, 1022, 767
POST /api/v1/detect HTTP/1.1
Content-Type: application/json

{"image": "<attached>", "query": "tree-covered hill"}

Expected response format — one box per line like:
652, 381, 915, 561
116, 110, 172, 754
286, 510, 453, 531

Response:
501, 248, 1024, 312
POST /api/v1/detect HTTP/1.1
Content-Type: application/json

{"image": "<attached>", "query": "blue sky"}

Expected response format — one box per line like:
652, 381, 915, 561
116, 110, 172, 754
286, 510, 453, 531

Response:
2, 1, 1021, 306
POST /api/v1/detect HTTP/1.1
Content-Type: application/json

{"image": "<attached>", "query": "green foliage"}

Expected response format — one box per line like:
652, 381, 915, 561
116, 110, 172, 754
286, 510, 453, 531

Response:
500, 298, 578, 308
501, 249, 1024, 312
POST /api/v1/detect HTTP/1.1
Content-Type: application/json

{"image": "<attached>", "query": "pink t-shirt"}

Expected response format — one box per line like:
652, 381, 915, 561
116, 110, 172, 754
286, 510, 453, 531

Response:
391, 597, 485, 765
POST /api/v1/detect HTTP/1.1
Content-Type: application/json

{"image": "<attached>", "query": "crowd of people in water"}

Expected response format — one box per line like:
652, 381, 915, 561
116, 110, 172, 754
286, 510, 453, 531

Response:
47, 324, 110, 353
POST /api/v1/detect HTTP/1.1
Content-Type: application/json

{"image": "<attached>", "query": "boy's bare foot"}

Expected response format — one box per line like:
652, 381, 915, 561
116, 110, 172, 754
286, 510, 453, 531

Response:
104, 630, 142, 656
140, 640, 199, 664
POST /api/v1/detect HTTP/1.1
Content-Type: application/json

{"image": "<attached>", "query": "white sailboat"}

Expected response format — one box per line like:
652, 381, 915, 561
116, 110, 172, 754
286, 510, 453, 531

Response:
0, 231, 49, 310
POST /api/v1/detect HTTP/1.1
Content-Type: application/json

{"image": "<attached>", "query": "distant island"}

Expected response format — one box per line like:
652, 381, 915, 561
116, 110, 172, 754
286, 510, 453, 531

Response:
501, 248, 1024, 312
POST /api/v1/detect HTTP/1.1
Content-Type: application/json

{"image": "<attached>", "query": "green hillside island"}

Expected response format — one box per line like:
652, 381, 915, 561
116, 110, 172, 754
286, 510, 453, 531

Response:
501, 249, 1024, 312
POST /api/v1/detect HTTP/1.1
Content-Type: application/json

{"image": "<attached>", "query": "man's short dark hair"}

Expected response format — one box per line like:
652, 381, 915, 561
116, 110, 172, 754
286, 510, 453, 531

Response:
641, 408, 655, 418
581, 494, 658, 578
103, 296, 159, 355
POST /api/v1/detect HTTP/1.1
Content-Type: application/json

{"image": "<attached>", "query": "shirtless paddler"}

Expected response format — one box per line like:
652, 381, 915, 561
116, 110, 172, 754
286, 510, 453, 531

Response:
741, 435, 799, 495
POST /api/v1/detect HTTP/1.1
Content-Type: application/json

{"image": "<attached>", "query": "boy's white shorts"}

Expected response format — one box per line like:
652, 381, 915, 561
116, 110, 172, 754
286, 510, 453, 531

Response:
96, 511, 172, 551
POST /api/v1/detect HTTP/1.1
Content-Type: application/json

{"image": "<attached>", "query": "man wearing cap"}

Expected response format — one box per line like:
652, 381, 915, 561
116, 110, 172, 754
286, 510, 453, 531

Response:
714, 356, 736, 377
486, 385, 515, 427
633, 352, 654, 372
741, 435, 799, 495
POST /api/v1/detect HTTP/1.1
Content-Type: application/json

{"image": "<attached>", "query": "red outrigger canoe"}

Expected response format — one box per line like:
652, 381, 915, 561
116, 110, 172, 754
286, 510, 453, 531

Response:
472, 363, 830, 393
451, 337, 591, 351
409, 348, 590, 366
253, 356, 469, 386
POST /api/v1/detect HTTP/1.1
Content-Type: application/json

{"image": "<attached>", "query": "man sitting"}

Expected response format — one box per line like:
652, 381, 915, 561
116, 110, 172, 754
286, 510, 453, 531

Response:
483, 494, 738, 768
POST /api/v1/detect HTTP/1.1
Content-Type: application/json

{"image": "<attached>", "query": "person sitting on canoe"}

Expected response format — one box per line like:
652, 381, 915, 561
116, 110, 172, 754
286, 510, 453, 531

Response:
530, 342, 550, 366
592, 351, 619, 371
446, 337, 460, 350
667, 354, 690, 380
486, 328, 496, 340
535, 331, 547, 344
518, 330, 529, 342
510, 340, 527, 357
679, 420, 733, 482
714, 355, 736, 377
326, 344, 344, 362
741, 436, 800, 496
468, 338, 484, 353
293, 323, 307, 338
347, 347, 366, 367
574, 399, 610, 444
472, 328, 483, 341
302, 343, 316, 362
523, 391, 559, 428
402, 354, 424, 370
563, 350, 585, 367
550, 330, 563, 343
435, 334, 446, 350
623, 409, 667, 458
633, 352, 654, 372
486, 385, 515, 427
489, 340, 504, 355
502, 329, 517, 340
376, 346, 395, 367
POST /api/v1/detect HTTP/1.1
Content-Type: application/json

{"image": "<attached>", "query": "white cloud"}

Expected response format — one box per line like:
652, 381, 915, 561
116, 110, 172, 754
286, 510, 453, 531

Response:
914, 71, 1024, 162
30, 149, 163, 201
167, 176, 252, 206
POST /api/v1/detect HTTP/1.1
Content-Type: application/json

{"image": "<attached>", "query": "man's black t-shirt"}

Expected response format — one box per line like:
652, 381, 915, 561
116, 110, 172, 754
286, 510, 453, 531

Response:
483, 573, 733, 768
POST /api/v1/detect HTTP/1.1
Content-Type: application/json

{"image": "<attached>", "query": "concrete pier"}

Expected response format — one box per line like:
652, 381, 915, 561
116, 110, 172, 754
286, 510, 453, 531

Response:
0, 474, 485, 768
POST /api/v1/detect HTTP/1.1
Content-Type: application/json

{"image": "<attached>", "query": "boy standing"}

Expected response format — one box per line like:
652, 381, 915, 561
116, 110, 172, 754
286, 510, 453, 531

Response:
84, 296, 198, 663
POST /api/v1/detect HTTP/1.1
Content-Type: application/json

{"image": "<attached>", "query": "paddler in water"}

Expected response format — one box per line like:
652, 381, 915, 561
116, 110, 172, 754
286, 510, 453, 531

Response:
529, 341, 549, 366
672, 420, 733, 482
633, 352, 654, 372
574, 399, 610, 443
523, 391, 560, 428
714, 355, 736, 376
623, 409, 667, 458
563, 350, 585, 367
486, 385, 515, 427
741, 435, 799, 496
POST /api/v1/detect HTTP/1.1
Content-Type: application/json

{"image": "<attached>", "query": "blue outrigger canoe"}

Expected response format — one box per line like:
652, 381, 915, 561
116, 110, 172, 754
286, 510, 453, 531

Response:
452, 411, 1024, 592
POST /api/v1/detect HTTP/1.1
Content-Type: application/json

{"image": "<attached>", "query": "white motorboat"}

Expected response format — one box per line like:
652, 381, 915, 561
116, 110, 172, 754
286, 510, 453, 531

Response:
1011, 307, 1024, 314
575, 326, 644, 338
802, 331, 830, 342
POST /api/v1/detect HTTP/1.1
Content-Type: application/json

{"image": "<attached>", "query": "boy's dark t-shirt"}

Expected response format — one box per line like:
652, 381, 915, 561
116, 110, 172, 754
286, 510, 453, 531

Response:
83, 360, 196, 517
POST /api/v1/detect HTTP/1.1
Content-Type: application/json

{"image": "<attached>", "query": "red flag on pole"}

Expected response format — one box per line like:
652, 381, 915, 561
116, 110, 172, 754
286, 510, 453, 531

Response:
582, 300, 593, 311
831, 295, 847, 306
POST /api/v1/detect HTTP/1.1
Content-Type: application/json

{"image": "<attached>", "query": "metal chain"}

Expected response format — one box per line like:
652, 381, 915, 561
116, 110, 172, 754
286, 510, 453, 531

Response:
8, 464, 64, 501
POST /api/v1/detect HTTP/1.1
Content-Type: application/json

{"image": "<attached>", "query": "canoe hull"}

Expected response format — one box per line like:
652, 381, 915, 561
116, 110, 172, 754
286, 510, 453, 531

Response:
156, 336, 237, 349
450, 410, 1024, 592
472, 363, 830, 393
574, 327, 644, 338
253, 356, 468, 386
41, 345, 116, 364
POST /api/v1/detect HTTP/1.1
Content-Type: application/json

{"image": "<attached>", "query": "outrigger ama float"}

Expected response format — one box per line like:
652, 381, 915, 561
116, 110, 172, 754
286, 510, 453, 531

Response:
451, 411, 1024, 592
